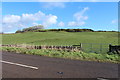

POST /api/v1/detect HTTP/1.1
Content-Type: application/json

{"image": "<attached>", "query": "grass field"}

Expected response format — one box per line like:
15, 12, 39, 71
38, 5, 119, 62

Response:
1, 31, 119, 63
2, 32, 118, 46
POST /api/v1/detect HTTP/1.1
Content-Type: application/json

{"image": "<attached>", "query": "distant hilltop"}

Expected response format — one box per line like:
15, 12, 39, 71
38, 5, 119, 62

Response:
15, 29, 118, 33
16, 29, 95, 33
15, 26, 118, 33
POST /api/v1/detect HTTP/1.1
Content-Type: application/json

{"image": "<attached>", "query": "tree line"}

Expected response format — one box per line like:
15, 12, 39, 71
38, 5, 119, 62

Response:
15, 25, 117, 33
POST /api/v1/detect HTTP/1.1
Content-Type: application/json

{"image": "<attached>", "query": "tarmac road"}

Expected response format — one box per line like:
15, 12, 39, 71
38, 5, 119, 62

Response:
1, 51, 119, 78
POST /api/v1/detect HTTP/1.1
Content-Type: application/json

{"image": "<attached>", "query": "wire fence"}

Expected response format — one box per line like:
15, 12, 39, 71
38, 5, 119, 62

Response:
1, 43, 119, 54
80, 43, 109, 53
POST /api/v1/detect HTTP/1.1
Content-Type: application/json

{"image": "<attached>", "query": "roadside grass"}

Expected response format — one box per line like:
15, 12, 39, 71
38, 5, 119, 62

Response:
1, 47, 120, 63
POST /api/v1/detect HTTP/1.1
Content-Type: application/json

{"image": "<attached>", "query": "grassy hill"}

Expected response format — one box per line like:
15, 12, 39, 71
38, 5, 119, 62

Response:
2, 31, 118, 46
1, 31, 119, 63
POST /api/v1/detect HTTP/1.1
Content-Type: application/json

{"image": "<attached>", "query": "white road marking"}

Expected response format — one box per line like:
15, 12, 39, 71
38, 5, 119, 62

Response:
0, 60, 38, 70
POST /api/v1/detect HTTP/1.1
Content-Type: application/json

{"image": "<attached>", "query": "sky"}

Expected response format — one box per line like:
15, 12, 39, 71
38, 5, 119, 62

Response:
2, 2, 118, 33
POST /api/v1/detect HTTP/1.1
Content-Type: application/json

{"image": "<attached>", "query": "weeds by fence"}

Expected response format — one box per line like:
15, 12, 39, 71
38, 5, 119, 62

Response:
1, 43, 120, 54
0, 44, 81, 52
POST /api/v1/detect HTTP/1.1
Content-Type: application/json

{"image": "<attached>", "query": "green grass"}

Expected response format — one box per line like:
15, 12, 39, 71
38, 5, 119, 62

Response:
1, 32, 119, 63
1, 47, 120, 63
2, 32, 118, 45
1, 32, 118, 53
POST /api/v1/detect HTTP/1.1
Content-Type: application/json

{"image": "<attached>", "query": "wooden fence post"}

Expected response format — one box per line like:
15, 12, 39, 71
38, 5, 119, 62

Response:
80, 43, 82, 48
109, 44, 112, 52
100, 44, 102, 53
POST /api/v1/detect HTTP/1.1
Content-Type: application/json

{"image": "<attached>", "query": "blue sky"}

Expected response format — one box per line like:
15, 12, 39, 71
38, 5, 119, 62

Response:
2, 2, 118, 33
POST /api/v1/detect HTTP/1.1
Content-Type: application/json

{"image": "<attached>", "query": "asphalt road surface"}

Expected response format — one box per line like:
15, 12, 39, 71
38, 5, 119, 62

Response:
1, 51, 119, 78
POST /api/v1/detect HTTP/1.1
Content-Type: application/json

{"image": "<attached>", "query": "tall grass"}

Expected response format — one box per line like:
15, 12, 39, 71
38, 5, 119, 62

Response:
1, 47, 119, 63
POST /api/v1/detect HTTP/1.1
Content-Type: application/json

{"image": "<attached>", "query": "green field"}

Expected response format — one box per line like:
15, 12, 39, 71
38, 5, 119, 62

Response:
1, 31, 119, 63
2, 32, 118, 46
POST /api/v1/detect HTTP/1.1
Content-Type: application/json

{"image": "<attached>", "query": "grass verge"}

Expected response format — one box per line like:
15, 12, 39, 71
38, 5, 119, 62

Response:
1, 47, 120, 63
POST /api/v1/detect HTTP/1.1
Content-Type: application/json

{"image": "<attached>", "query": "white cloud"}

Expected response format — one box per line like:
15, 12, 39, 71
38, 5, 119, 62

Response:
21, 14, 38, 22
58, 21, 65, 27
68, 21, 85, 26
32, 23, 41, 26
90, 0, 98, 2
68, 21, 76, 26
39, 0, 84, 2
68, 7, 89, 27
21, 11, 45, 24
111, 19, 118, 24
74, 7, 89, 21
2, 15, 22, 32
2, 11, 58, 32
43, 14, 57, 27
42, 2, 65, 9
3, 15, 21, 23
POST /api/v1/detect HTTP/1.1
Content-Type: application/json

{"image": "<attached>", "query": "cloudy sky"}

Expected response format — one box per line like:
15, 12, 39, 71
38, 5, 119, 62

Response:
2, 2, 118, 33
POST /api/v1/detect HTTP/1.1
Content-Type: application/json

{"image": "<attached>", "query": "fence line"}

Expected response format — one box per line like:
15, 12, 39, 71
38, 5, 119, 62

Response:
78, 43, 110, 53
109, 44, 120, 54
1, 44, 120, 54
0, 44, 81, 52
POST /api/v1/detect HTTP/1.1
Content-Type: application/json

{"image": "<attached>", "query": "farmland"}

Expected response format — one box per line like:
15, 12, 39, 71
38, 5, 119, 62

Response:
1, 31, 119, 63
2, 31, 118, 45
